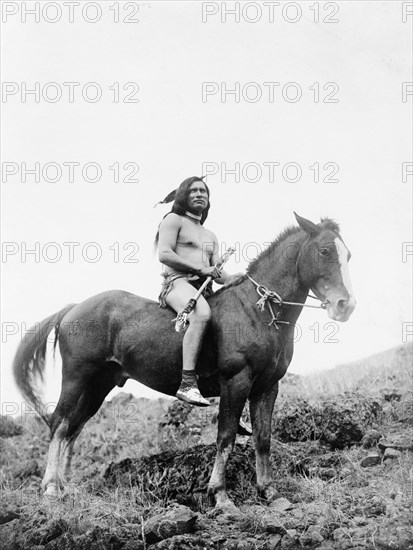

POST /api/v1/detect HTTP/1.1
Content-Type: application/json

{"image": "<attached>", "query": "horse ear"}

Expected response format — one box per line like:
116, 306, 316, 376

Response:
293, 212, 320, 235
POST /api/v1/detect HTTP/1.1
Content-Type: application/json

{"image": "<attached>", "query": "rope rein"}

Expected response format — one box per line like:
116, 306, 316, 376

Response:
246, 274, 328, 330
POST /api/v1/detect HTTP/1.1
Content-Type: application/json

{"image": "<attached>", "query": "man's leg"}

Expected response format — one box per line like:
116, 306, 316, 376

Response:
165, 278, 211, 406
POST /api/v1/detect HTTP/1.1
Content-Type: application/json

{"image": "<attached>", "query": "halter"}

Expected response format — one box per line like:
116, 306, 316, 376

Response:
246, 274, 328, 330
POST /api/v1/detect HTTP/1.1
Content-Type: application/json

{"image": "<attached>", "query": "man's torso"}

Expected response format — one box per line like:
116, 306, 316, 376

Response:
163, 216, 216, 276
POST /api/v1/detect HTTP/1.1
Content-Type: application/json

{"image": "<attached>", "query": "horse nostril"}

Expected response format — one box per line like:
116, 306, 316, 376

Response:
336, 299, 347, 313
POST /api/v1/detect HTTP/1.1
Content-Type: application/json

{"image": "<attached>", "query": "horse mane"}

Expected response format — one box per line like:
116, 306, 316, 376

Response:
246, 224, 301, 276
319, 217, 340, 233
213, 217, 340, 295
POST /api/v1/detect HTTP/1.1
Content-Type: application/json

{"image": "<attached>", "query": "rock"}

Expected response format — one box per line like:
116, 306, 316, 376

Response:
375, 516, 413, 550
151, 534, 223, 550
380, 388, 402, 402
273, 392, 382, 449
378, 438, 413, 452
45, 527, 144, 550
280, 529, 299, 549
267, 534, 282, 549
300, 526, 325, 547
383, 447, 401, 460
311, 530, 324, 544
236, 540, 254, 550
361, 429, 382, 448
211, 534, 227, 542
352, 516, 368, 526
29, 519, 68, 546
360, 452, 381, 467
104, 443, 257, 507
268, 497, 294, 512
332, 528, 346, 541
144, 504, 197, 544
308, 526, 324, 544
364, 496, 386, 518
0, 509, 20, 525
266, 519, 287, 536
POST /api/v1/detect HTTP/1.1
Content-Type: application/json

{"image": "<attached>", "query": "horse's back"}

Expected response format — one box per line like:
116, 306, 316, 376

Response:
57, 289, 176, 359
62, 289, 160, 321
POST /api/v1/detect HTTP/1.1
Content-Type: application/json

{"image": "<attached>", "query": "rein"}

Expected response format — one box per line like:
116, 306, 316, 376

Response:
246, 274, 328, 330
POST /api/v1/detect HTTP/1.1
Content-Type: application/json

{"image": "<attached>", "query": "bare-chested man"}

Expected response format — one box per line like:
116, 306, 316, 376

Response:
156, 176, 240, 406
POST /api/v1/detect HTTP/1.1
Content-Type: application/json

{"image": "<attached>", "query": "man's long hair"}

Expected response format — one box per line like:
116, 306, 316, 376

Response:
154, 177, 210, 249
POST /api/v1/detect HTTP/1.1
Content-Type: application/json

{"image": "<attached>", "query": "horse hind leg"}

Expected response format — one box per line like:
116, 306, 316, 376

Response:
60, 367, 116, 483
42, 358, 106, 496
42, 375, 86, 496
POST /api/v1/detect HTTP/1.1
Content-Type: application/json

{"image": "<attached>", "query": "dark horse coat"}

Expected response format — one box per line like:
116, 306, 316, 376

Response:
13, 214, 355, 507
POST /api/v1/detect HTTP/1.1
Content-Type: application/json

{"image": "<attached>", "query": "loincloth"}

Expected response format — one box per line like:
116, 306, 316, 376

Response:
158, 272, 213, 308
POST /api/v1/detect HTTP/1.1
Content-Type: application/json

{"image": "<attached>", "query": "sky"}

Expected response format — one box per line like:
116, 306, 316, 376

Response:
1, 1, 412, 412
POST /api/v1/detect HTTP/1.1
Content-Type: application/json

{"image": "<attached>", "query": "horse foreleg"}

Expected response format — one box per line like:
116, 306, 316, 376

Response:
208, 372, 250, 511
249, 383, 279, 501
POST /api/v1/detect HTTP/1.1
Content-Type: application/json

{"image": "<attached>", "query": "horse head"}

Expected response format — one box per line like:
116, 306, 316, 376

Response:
294, 212, 356, 322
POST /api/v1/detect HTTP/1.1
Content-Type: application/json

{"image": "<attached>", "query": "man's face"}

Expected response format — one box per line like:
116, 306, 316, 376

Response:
187, 181, 209, 213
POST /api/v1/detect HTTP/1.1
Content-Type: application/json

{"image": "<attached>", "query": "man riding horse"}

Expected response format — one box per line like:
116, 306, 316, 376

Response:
14, 201, 356, 500
155, 176, 242, 406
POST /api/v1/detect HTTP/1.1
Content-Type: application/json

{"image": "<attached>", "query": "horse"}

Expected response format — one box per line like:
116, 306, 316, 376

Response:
13, 213, 356, 509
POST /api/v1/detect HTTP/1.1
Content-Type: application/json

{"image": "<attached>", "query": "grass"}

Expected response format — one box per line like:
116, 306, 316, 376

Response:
0, 343, 412, 549
297, 343, 413, 399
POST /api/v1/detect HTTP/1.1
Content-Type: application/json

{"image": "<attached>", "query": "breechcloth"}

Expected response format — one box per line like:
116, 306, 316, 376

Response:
158, 272, 213, 308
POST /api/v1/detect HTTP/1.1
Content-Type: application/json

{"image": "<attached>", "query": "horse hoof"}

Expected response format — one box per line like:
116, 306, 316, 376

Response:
43, 483, 59, 498
260, 485, 279, 502
215, 499, 240, 515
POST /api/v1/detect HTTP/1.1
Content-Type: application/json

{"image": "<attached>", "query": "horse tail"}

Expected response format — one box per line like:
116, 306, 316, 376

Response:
13, 304, 76, 426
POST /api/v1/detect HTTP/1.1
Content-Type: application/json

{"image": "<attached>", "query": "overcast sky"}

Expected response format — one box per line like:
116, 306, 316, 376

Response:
1, 1, 412, 409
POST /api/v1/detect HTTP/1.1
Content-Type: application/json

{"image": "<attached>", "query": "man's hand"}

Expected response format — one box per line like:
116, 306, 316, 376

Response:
199, 265, 222, 279
222, 272, 245, 286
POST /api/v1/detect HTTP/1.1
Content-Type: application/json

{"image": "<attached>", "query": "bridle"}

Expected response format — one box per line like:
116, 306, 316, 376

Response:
246, 274, 329, 330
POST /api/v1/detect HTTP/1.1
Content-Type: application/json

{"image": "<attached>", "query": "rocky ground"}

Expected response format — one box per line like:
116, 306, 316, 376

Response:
0, 344, 412, 549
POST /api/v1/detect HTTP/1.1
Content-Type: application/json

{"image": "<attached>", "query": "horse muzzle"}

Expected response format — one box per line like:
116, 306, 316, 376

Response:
326, 295, 356, 322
